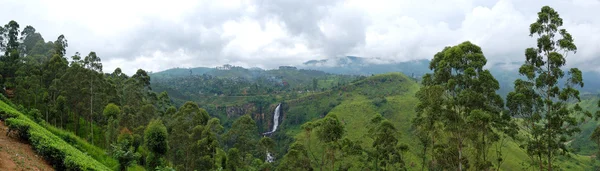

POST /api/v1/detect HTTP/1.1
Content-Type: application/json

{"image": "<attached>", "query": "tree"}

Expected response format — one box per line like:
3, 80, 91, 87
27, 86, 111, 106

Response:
55, 95, 67, 128
419, 41, 504, 170
193, 118, 223, 170
339, 138, 363, 170
588, 101, 600, 161
591, 126, 600, 160
506, 6, 586, 171
412, 85, 445, 170
83, 51, 103, 145
104, 103, 121, 145
277, 142, 312, 171
60, 52, 87, 135
224, 114, 259, 155
258, 137, 275, 161
226, 148, 243, 171
106, 117, 120, 147
371, 120, 406, 170
20, 25, 45, 56
4, 20, 20, 54
1, 20, 21, 86
52, 34, 68, 57
145, 119, 168, 168
316, 114, 344, 170
112, 128, 140, 171
312, 78, 318, 91
103, 103, 121, 120
167, 101, 211, 169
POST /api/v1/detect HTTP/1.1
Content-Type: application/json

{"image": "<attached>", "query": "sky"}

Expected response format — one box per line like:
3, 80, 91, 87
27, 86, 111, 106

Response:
1, 0, 600, 74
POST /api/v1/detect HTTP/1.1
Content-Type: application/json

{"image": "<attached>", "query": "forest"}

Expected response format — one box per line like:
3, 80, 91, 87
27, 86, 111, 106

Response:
0, 5, 599, 171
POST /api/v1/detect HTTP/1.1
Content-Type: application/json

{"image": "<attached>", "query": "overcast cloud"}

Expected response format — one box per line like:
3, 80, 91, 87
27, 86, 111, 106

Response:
1, 0, 599, 74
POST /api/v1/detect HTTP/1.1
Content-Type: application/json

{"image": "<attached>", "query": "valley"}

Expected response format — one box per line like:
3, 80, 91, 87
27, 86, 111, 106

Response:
1, 3, 600, 171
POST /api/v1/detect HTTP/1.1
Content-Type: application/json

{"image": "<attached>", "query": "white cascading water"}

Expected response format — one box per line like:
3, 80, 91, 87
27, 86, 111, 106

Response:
264, 103, 281, 163
263, 103, 281, 135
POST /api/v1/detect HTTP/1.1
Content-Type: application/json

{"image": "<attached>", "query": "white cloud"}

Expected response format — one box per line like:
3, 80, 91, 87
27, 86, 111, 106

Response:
1, 0, 599, 74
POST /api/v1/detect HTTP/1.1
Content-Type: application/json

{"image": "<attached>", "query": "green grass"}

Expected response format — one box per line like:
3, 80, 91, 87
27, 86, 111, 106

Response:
570, 95, 600, 156
0, 98, 111, 170
284, 73, 424, 170
282, 72, 596, 170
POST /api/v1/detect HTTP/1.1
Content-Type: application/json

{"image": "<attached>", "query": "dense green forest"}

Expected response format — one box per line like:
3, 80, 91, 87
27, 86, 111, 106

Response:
0, 5, 599, 171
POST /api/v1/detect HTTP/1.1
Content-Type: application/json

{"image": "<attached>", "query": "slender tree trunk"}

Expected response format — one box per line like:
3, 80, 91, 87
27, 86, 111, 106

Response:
547, 150, 552, 171
331, 148, 335, 171
60, 110, 63, 129
90, 79, 94, 145
458, 138, 463, 171
539, 154, 543, 171
321, 148, 326, 171
74, 106, 78, 135
483, 129, 487, 166
431, 136, 436, 169
545, 54, 553, 171
421, 143, 428, 171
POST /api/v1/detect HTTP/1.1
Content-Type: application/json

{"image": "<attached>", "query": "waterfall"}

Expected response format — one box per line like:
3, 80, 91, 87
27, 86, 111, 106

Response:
264, 103, 281, 163
263, 103, 281, 135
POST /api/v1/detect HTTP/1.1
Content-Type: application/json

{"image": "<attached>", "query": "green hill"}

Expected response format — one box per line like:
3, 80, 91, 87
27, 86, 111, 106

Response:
277, 73, 595, 170
570, 94, 600, 156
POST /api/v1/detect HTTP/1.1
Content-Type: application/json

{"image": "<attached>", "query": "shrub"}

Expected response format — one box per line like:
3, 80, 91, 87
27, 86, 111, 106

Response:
103, 103, 121, 120
144, 119, 168, 156
372, 97, 388, 107
43, 123, 119, 169
1, 100, 111, 170
25, 108, 42, 123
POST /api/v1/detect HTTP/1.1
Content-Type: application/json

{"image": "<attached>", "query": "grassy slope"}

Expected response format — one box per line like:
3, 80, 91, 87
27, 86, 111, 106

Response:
0, 99, 111, 170
570, 95, 600, 156
283, 73, 594, 170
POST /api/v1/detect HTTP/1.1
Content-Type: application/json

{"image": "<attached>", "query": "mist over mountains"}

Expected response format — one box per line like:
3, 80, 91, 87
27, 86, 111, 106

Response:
153, 56, 600, 95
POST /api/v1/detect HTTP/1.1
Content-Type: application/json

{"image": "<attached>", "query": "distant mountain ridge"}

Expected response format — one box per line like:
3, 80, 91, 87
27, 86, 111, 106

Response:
300, 56, 431, 77
151, 56, 600, 94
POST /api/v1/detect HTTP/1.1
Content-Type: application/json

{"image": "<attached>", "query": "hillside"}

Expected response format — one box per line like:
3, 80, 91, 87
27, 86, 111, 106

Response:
0, 97, 113, 170
150, 65, 361, 132
276, 73, 595, 170
300, 56, 431, 77
0, 120, 53, 170
299, 56, 600, 96
570, 94, 600, 156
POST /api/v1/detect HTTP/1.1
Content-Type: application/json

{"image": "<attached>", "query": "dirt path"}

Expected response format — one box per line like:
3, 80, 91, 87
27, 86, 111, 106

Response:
0, 120, 54, 171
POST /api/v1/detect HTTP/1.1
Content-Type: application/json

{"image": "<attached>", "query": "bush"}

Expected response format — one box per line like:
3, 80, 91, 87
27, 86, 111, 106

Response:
25, 108, 43, 123
372, 97, 388, 107
43, 123, 119, 169
144, 119, 168, 156
1, 100, 111, 170
103, 103, 121, 120
5, 118, 110, 170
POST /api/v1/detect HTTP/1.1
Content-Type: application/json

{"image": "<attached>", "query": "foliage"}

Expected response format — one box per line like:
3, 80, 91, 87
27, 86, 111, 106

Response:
415, 41, 507, 170
277, 142, 312, 171
0, 100, 111, 170
506, 6, 588, 170
103, 103, 120, 120
224, 114, 259, 155
43, 122, 119, 169
111, 132, 139, 171
144, 119, 168, 156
